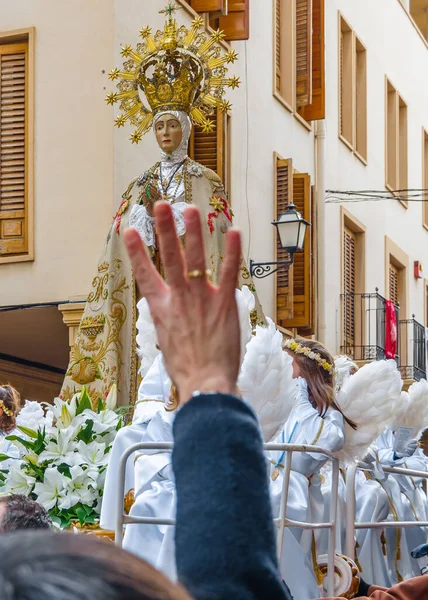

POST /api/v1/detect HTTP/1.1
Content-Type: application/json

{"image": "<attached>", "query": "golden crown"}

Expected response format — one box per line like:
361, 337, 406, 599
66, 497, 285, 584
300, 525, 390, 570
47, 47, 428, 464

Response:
106, 1, 240, 143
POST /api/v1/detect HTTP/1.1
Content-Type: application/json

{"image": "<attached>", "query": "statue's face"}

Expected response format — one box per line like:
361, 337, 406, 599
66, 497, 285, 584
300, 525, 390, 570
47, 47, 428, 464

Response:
154, 114, 183, 153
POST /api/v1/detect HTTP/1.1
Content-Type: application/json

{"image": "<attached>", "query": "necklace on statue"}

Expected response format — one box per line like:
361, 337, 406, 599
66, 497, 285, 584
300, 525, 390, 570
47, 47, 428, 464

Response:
159, 160, 185, 202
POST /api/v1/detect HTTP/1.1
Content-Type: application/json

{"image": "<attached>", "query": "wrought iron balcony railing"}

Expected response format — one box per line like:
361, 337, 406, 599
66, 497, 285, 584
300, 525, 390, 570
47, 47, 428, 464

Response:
341, 289, 400, 363
398, 316, 426, 382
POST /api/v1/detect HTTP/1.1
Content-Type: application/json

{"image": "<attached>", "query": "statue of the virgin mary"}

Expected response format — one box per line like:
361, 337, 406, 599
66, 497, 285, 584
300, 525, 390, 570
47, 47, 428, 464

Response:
61, 1, 261, 407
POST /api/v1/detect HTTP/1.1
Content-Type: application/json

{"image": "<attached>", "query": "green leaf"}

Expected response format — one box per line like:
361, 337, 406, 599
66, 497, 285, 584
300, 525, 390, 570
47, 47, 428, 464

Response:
33, 428, 47, 455
97, 398, 104, 414
76, 386, 92, 416
6, 436, 35, 451
75, 506, 87, 525
0, 453, 12, 462
17, 425, 39, 439
57, 463, 72, 479
77, 420, 94, 444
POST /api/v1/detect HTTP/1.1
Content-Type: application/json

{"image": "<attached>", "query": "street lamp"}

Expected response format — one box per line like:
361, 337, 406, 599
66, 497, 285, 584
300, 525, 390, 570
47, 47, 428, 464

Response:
250, 204, 311, 279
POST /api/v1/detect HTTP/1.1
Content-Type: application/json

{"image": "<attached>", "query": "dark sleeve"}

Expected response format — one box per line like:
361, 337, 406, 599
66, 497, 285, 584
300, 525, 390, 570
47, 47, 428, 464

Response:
324, 576, 428, 600
172, 394, 292, 600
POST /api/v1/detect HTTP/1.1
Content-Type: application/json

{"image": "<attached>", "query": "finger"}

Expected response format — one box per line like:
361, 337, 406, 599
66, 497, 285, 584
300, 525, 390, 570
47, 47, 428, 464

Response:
219, 229, 241, 295
183, 206, 207, 285
123, 228, 166, 299
154, 202, 186, 289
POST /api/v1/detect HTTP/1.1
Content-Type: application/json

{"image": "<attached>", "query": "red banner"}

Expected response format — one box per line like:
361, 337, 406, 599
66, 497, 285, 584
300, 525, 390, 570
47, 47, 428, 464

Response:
385, 299, 397, 359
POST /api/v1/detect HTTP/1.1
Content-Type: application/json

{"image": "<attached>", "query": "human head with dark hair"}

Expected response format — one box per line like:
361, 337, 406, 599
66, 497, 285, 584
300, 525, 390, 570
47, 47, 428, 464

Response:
0, 495, 52, 532
0, 531, 191, 600
0, 385, 21, 434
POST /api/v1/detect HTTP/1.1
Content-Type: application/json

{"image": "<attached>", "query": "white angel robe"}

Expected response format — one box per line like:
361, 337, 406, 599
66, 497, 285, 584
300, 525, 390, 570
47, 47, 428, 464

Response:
100, 354, 172, 534
269, 378, 345, 600
353, 449, 394, 588
377, 429, 427, 579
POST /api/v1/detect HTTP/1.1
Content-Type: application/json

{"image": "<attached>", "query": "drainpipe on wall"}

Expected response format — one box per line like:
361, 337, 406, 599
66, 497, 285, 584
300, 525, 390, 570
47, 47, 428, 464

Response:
315, 119, 326, 344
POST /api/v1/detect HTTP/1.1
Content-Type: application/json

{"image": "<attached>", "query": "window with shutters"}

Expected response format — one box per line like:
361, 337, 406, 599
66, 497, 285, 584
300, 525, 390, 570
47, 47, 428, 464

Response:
389, 264, 399, 306
0, 35, 33, 264
273, 0, 325, 122
338, 14, 367, 162
189, 109, 230, 197
274, 154, 314, 333
341, 209, 365, 358
343, 227, 356, 348
385, 236, 408, 318
386, 79, 408, 206
423, 129, 428, 229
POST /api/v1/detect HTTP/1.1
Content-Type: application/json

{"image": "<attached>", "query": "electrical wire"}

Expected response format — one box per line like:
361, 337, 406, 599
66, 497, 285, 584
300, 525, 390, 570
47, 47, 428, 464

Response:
326, 189, 428, 204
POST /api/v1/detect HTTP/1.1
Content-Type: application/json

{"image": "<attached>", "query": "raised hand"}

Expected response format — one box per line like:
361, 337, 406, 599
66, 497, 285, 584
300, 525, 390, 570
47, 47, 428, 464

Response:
124, 201, 241, 404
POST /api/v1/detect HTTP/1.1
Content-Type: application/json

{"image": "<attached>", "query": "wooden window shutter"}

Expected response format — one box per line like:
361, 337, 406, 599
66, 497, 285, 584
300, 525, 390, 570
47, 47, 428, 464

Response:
283, 173, 312, 330
275, 0, 282, 93
275, 157, 293, 326
389, 264, 399, 305
210, 0, 250, 41
343, 227, 356, 348
298, 0, 325, 121
0, 43, 28, 257
189, 0, 225, 12
295, 0, 312, 108
189, 109, 225, 181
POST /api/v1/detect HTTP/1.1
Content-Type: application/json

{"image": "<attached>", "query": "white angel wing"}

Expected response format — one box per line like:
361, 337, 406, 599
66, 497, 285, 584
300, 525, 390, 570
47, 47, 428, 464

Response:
395, 379, 428, 437
136, 298, 160, 378
334, 355, 358, 393
334, 359, 403, 464
236, 286, 255, 363
238, 318, 298, 442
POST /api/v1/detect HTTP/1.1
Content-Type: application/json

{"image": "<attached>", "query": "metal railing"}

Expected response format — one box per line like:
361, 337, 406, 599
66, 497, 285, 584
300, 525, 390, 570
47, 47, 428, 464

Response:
341, 289, 400, 363
114, 442, 340, 596
398, 316, 426, 381
345, 462, 428, 559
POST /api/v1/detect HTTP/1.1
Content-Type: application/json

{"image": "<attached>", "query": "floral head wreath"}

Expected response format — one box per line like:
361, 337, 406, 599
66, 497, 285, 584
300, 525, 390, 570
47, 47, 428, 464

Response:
0, 399, 13, 417
283, 339, 334, 375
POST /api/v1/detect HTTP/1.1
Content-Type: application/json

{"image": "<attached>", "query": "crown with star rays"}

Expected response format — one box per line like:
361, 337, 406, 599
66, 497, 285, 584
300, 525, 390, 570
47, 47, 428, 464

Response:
106, 0, 240, 144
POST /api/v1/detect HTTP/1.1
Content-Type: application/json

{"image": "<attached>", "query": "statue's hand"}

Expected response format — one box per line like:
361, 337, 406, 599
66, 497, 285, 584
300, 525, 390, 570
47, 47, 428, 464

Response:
143, 182, 162, 215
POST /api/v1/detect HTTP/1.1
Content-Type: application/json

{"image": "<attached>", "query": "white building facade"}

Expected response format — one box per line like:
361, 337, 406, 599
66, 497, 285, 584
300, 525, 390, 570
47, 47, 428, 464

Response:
1, 0, 428, 399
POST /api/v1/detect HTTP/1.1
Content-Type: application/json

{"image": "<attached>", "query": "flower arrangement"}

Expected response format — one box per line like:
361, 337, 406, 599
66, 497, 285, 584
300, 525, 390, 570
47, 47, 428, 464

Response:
283, 339, 334, 374
0, 386, 122, 529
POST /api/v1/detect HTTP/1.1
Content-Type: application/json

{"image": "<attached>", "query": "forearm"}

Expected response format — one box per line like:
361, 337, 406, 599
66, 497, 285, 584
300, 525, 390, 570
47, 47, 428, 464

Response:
173, 394, 290, 600
325, 577, 428, 600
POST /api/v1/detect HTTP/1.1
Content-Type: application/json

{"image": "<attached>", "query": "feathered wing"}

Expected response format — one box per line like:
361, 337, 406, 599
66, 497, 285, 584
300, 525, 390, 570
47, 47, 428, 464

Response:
395, 379, 428, 437
334, 359, 403, 464
238, 318, 298, 442
136, 298, 160, 378
334, 355, 358, 393
235, 286, 255, 363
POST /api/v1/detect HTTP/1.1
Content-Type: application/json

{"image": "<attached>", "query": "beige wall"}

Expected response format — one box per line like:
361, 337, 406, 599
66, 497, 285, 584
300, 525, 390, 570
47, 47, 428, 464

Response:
3, 0, 428, 361
0, 0, 114, 306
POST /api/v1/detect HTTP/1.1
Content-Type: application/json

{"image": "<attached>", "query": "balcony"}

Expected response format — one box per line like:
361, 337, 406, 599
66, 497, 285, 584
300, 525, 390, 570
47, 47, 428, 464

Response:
341, 291, 427, 382
341, 289, 400, 363
398, 316, 426, 381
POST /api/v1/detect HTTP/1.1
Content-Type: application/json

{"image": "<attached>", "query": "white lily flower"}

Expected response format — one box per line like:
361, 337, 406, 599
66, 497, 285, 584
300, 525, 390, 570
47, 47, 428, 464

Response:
65, 465, 98, 507
4, 462, 36, 496
81, 408, 119, 435
105, 384, 117, 410
48, 397, 78, 430
76, 440, 109, 467
38, 427, 77, 464
34, 467, 69, 510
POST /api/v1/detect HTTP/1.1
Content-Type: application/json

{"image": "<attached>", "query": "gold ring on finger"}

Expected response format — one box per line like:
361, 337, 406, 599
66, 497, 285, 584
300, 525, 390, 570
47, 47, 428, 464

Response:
188, 269, 211, 280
